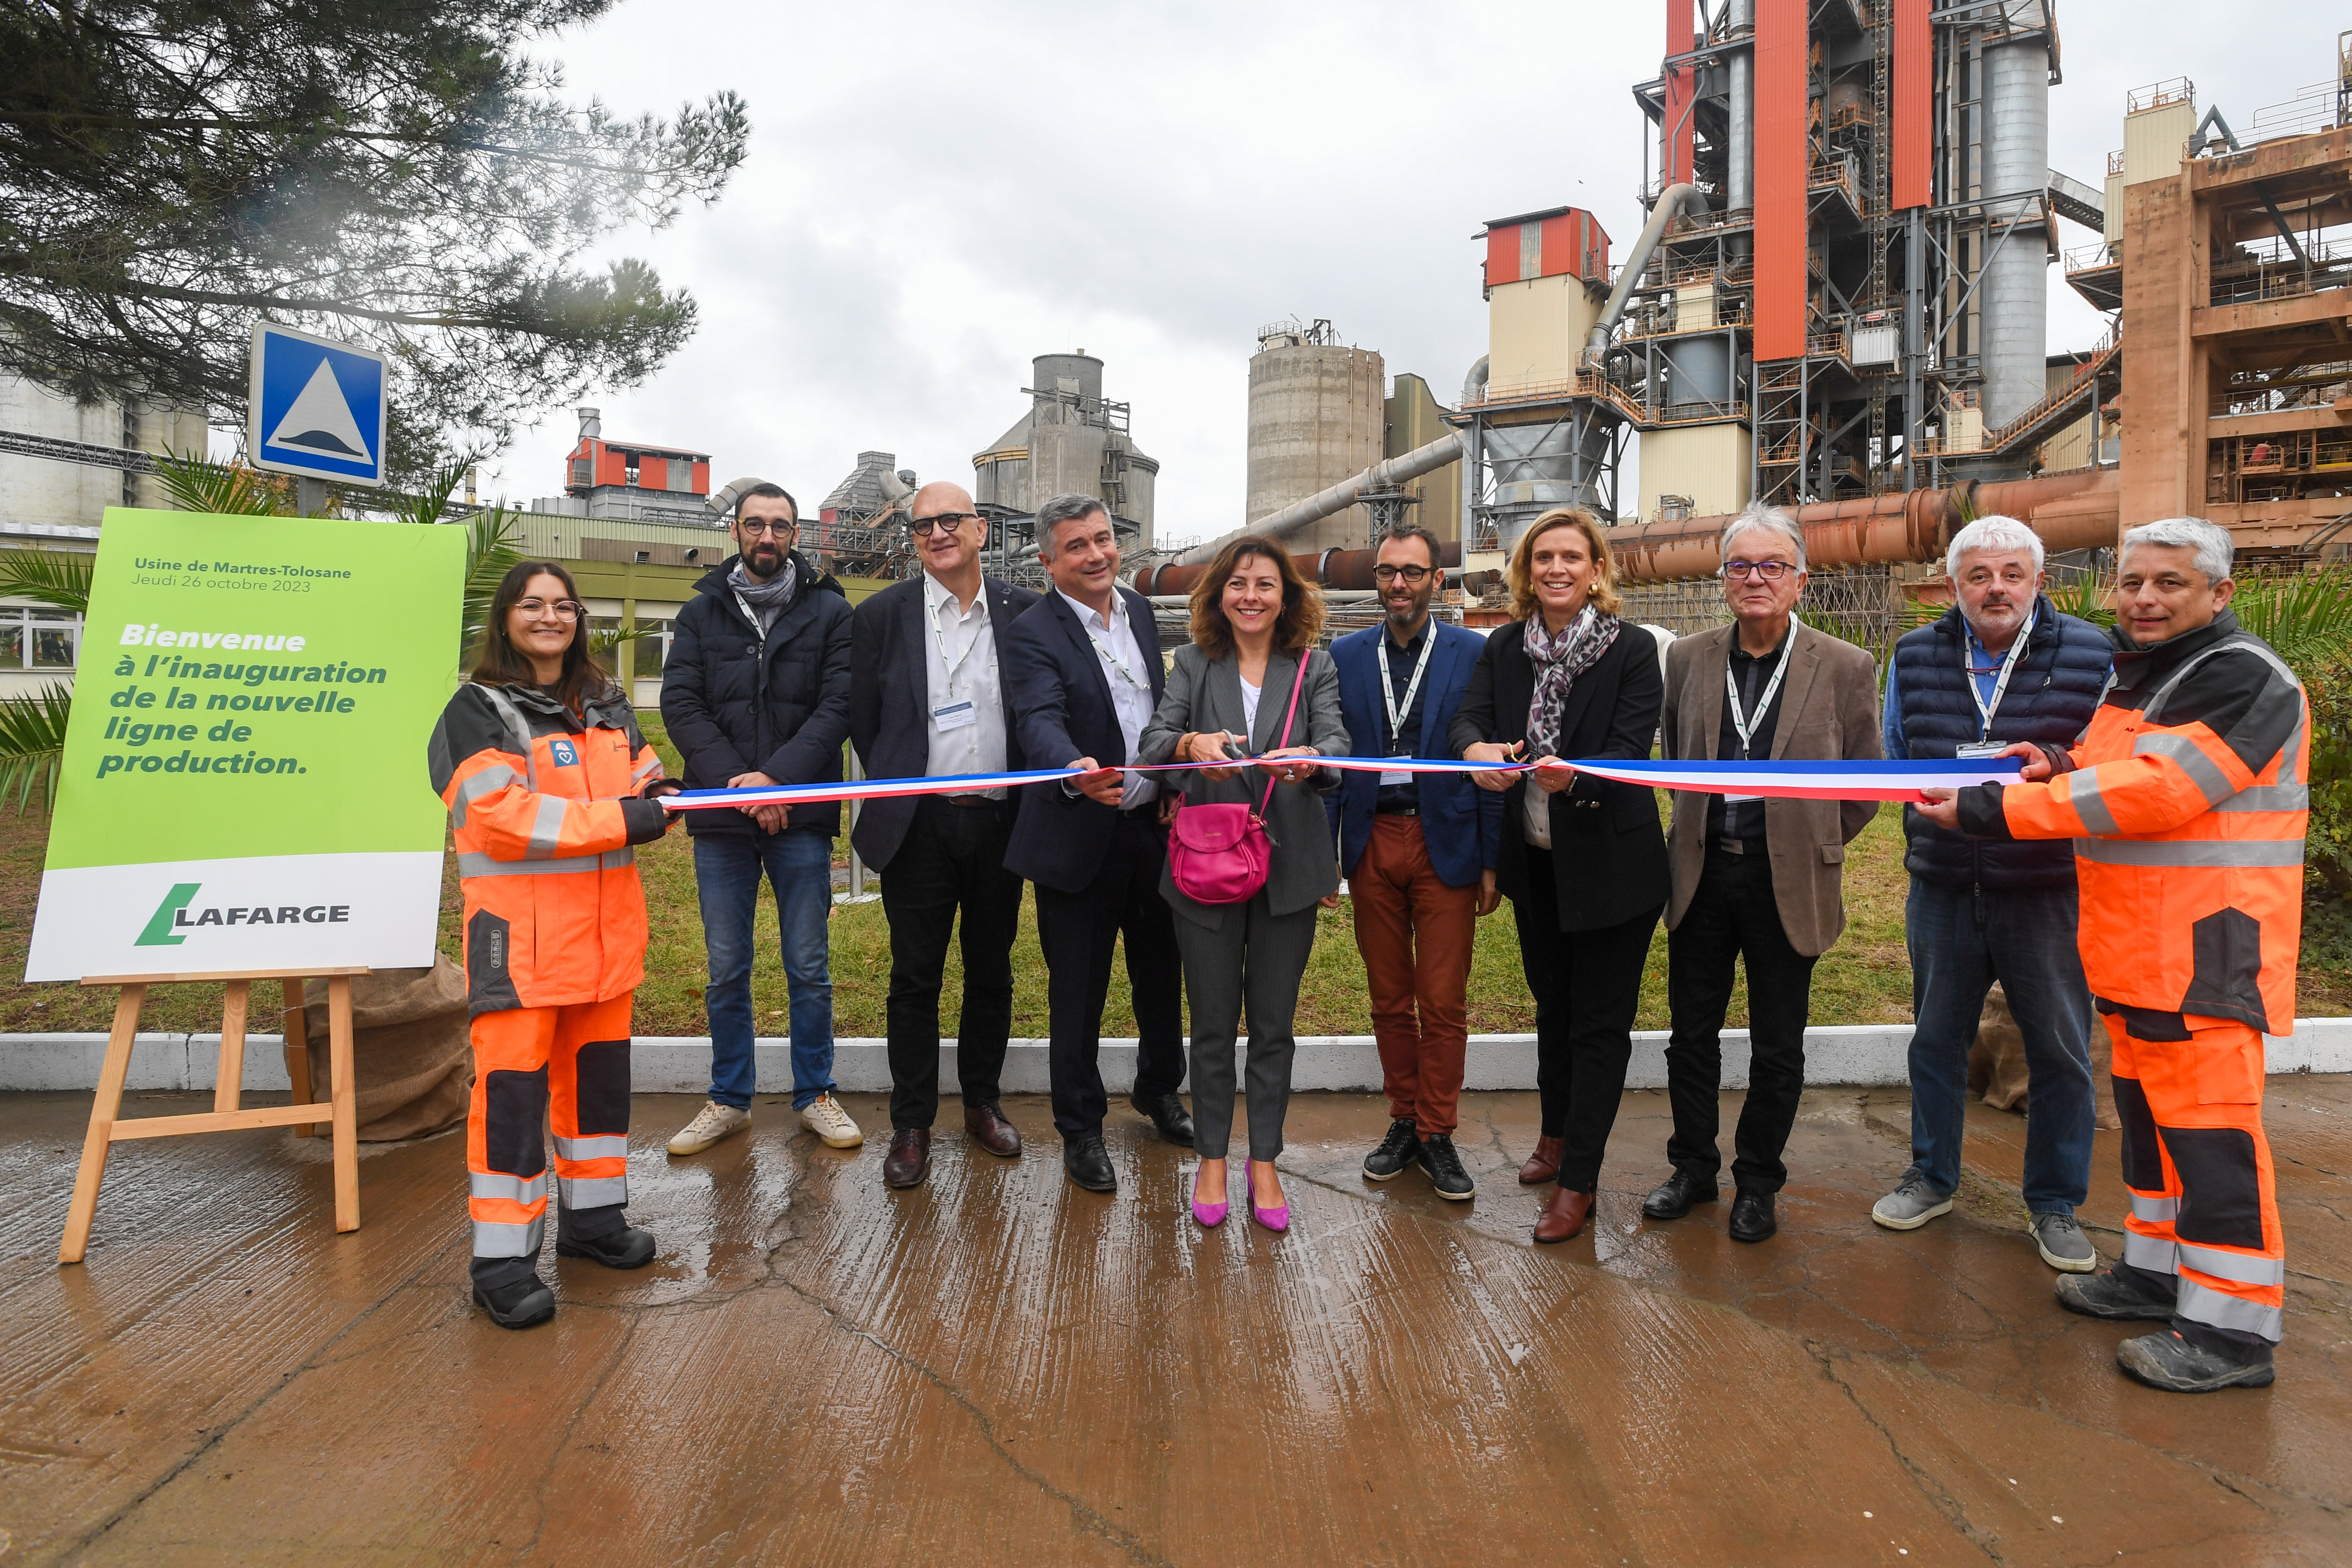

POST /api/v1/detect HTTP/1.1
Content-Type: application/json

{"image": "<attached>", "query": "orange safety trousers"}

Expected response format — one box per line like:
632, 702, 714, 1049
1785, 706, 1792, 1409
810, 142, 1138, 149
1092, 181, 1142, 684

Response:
466, 992, 635, 1261
2106, 1007, 2286, 1344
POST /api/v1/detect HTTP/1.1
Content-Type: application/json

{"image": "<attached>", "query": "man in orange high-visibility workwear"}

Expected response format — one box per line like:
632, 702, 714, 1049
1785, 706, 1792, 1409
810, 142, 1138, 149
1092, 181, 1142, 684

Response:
1920, 517, 2307, 1392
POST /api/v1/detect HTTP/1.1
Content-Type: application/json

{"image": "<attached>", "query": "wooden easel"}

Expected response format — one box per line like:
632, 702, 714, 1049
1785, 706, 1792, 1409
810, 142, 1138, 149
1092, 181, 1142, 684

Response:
58, 966, 369, 1266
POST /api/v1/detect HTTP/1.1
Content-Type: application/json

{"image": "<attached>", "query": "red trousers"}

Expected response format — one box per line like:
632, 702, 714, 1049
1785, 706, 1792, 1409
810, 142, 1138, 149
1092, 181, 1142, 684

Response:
467, 992, 635, 1261
1351, 815, 1480, 1136
2108, 1008, 2286, 1344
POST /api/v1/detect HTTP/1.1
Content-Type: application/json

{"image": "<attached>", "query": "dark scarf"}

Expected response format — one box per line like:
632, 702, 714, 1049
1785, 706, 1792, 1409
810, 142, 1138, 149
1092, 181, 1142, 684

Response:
728, 555, 798, 632
1524, 605, 1620, 757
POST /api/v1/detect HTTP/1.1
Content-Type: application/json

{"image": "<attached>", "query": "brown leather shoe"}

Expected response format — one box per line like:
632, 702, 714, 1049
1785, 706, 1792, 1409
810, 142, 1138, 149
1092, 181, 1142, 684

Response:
882, 1128, 931, 1189
1518, 1134, 1564, 1186
1533, 1186, 1594, 1244
963, 1102, 1022, 1158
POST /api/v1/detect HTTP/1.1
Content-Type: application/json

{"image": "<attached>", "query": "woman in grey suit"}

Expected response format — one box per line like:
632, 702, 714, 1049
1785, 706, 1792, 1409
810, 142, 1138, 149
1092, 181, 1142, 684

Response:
1138, 534, 1348, 1233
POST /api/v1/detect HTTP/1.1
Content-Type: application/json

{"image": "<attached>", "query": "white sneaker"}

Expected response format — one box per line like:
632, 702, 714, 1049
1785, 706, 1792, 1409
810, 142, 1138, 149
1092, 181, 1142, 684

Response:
667, 1099, 750, 1156
800, 1093, 864, 1149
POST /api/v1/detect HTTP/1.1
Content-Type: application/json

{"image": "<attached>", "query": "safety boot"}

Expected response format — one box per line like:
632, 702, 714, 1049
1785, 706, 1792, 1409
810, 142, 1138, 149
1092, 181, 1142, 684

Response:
471, 1261, 555, 1330
2055, 1264, 2175, 1322
2117, 1329, 2276, 1393
555, 1205, 657, 1269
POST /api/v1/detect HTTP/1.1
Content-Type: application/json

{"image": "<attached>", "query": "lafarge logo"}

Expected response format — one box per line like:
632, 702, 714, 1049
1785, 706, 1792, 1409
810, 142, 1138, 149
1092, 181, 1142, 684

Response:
134, 882, 352, 946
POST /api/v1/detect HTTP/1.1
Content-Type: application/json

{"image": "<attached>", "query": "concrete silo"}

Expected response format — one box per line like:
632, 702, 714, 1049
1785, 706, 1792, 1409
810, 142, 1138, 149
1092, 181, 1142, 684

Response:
1245, 320, 1385, 550
969, 352, 1160, 578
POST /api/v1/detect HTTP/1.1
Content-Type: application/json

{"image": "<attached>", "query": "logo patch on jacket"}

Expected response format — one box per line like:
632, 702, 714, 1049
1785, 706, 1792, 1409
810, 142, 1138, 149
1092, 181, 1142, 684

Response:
550, 739, 578, 766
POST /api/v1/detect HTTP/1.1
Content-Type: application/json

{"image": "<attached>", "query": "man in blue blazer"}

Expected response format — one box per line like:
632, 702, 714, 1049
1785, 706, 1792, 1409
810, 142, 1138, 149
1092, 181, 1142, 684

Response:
1326, 524, 1502, 1199
1002, 494, 1191, 1196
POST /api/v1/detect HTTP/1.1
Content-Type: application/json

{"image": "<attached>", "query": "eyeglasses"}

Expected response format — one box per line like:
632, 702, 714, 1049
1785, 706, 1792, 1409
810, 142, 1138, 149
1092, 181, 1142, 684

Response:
515, 598, 583, 621
1720, 559, 1795, 582
909, 511, 980, 537
1372, 564, 1434, 585
738, 518, 795, 537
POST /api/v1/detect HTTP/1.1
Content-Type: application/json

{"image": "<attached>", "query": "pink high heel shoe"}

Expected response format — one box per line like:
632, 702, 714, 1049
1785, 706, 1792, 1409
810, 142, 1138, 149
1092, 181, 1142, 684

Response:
1249, 1167, 1288, 1232
1191, 1173, 1227, 1228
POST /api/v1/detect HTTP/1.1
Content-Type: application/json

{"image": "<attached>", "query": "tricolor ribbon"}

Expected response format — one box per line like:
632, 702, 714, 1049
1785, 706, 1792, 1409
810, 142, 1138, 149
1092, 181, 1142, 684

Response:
655, 755, 2018, 811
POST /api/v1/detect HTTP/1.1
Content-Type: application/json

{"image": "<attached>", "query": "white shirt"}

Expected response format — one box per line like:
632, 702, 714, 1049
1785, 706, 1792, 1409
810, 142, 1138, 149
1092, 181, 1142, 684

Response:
1239, 676, 1262, 736
1056, 587, 1159, 809
923, 571, 1006, 798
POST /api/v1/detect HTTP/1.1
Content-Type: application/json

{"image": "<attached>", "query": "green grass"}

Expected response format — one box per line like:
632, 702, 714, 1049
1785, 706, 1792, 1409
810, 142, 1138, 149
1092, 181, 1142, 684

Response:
0, 715, 2340, 1035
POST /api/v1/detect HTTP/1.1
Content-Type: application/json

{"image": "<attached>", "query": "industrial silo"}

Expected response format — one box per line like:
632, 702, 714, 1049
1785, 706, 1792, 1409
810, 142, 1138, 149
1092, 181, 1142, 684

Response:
1246, 320, 1385, 550
1979, 3, 2051, 431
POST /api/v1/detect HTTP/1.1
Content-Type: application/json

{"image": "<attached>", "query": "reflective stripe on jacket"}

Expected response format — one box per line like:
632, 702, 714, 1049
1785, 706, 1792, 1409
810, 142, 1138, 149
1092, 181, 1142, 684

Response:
426, 681, 669, 1015
1955, 612, 2308, 1033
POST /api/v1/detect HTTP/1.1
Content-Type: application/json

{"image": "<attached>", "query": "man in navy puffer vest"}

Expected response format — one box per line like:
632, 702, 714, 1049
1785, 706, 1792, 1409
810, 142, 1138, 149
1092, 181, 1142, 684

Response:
1874, 516, 2113, 1271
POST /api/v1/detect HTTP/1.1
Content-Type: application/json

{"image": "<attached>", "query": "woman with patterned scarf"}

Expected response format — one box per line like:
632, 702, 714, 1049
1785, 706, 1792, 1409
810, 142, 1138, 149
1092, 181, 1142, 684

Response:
1454, 508, 1671, 1244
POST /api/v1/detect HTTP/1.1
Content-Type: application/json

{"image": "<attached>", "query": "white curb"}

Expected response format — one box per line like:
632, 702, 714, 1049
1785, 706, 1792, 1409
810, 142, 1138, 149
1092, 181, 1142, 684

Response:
2, 1019, 2345, 1094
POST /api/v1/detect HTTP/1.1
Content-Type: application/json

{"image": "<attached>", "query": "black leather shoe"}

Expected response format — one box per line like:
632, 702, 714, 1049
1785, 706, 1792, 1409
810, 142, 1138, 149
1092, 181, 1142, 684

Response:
1640, 1169, 1720, 1221
1417, 1133, 1475, 1200
1728, 1187, 1777, 1243
883, 1127, 932, 1188
1131, 1091, 1196, 1147
1363, 1117, 1420, 1181
556, 1223, 657, 1270
1064, 1135, 1117, 1193
473, 1272, 556, 1329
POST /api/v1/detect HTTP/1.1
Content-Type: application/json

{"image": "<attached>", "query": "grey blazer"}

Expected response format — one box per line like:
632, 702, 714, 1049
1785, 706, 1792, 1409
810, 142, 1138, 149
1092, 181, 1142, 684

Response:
1661, 619, 1883, 957
1138, 643, 1349, 927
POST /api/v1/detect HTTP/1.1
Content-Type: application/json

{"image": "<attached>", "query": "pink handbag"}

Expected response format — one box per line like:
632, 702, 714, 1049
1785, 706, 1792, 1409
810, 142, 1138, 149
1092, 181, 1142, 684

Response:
1166, 651, 1310, 906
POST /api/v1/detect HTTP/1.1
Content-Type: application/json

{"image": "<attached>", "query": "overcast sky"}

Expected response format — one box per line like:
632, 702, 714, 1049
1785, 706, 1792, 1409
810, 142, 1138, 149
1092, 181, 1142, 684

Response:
475, 0, 2325, 539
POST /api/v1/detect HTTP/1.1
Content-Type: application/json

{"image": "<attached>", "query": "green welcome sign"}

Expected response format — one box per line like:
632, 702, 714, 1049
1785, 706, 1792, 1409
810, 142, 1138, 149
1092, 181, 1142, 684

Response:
25, 508, 464, 980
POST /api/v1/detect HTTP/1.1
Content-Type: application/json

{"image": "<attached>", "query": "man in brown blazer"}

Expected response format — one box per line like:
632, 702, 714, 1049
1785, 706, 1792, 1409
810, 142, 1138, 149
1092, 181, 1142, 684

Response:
1641, 504, 1883, 1243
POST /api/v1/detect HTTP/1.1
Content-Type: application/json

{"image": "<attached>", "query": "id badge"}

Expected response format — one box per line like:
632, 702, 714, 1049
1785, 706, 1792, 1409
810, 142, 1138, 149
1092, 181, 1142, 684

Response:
932, 700, 978, 732
1954, 741, 2007, 758
1722, 793, 1761, 804
1380, 741, 1410, 787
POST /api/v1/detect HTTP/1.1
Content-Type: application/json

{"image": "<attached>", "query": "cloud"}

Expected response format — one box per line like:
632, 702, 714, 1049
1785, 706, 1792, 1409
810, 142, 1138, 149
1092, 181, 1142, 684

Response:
478, 0, 2322, 526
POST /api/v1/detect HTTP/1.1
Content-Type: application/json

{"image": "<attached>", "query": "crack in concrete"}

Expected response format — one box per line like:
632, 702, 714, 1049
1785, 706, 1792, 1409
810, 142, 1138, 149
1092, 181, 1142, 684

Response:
1805, 1339, 2009, 1563
63, 1227, 473, 1563
751, 1133, 1175, 1568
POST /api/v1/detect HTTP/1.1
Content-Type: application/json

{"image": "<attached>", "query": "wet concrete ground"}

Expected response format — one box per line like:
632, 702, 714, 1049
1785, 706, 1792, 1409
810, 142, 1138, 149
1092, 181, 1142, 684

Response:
1, 1083, 2346, 1566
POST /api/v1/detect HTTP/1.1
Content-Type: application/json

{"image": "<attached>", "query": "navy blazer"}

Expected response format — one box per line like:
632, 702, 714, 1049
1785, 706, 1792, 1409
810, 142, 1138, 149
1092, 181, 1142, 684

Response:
847, 572, 1040, 873
1325, 620, 1500, 889
1002, 585, 1167, 895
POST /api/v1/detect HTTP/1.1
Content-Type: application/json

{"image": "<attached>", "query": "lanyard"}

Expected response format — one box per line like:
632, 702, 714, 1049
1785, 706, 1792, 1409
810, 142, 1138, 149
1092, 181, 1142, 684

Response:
1965, 611, 2034, 740
1085, 609, 1145, 691
1377, 629, 1438, 753
1725, 620, 1797, 760
929, 587, 987, 693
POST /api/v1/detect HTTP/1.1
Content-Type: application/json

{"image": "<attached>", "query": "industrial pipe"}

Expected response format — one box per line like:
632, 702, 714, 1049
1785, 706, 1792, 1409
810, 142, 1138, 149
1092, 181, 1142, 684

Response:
1164, 432, 1472, 567
1135, 540, 1464, 598
1582, 182, 1711, 369
1608, 469, 2120, 583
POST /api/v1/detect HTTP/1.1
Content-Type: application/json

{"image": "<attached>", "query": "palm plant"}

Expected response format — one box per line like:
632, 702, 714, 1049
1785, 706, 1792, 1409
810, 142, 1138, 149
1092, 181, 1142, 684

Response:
151, 449, 296, 516
0, 452, 520, 813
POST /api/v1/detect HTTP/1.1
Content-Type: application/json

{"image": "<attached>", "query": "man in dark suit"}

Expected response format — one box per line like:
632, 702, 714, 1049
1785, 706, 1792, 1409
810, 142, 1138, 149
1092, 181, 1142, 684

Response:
850, 481, 1039, 1189
1327, 523, 1501, 1197
1002, 493, 1192, 1194
1645, 503, 1883, 1244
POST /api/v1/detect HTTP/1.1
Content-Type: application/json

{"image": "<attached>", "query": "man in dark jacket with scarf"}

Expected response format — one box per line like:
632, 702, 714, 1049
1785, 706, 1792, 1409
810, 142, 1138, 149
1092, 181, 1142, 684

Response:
1874, 515, 2111, 1270
660, 482, 862, 1157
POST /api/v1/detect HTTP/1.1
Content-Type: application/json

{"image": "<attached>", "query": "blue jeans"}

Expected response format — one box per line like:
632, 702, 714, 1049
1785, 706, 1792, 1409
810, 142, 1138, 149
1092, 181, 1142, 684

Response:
694, 831, 835, 1110
1903, 877, 2095, 1215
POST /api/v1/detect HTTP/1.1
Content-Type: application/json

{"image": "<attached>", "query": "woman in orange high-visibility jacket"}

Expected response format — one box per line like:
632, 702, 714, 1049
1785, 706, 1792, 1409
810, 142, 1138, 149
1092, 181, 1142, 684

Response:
426, 561, 681, 1330
1922, 518, 2307, 1394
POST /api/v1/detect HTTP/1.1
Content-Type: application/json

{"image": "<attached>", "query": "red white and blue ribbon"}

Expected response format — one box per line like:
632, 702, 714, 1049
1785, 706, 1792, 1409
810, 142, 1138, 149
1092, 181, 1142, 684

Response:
1561, 757, 2021, 803
656, 755, 2018, 812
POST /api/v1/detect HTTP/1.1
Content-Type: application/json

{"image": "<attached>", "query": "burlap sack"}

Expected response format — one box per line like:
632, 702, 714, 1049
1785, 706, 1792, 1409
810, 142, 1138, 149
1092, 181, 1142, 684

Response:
1968, 982, 2032, 1111
1968, 980, 2122, 1129
290, 957, 473, 1142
